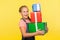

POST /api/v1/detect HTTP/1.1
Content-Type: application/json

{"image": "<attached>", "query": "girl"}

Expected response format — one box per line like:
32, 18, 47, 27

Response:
19, 5, 45, 40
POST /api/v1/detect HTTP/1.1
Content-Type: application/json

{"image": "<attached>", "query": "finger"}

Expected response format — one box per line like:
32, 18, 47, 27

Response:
38, 29, 41, 31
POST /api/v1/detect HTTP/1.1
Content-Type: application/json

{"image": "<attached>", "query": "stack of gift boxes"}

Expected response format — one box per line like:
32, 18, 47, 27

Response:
27, 4, 47, 34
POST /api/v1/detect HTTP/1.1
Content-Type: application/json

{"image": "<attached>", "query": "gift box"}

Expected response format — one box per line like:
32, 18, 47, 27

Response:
30, 12, 42, 22
27, 22, 47, 33
32, 4, 41, 12
28, 3, 47, 34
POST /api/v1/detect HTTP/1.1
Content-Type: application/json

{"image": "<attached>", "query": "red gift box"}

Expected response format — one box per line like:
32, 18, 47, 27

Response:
30, 12, 42, 22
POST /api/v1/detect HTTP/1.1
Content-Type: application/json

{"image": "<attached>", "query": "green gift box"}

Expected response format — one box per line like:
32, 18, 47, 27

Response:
27, 22, 47, 33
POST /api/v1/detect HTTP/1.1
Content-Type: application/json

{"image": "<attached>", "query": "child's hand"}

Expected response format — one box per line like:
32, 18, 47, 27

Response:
36, 30, 45, 35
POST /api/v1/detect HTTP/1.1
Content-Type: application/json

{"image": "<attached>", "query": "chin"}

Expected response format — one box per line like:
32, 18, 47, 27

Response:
23, 15, 28, 19
24, 16, 28, 18
25, 17, 28, 19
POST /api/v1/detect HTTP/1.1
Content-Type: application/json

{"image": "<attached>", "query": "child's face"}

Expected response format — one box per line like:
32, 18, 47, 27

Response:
21, 7, 29, 18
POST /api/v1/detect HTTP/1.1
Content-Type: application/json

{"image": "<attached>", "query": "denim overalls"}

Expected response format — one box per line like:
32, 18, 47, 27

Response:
21, 18, 35, 40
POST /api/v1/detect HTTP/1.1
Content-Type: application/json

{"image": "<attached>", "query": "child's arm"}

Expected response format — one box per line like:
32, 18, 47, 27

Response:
20, 26, 44, 38
19, 20, 44, 38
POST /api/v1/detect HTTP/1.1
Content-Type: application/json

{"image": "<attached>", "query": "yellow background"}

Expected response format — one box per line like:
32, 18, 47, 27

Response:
0, 0, 60, 40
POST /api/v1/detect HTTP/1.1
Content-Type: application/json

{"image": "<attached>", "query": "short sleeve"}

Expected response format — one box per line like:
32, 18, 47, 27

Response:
19, 20, 26, 27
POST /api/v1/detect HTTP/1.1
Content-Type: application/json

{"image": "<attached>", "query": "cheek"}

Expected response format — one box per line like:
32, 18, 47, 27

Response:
23, 12, 26, 15
23, 12, 28, 15
21, 12, 25, 15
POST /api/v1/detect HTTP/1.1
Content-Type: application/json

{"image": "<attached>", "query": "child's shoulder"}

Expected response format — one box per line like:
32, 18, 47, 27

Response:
19, 19, 25, 23
19, 19, 26, 27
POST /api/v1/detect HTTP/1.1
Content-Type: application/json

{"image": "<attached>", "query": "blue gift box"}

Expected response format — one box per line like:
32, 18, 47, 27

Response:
32, 4, 41, 12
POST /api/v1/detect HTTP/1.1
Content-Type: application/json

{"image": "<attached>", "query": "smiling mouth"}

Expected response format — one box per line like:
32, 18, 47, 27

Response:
24, 14, 28, 16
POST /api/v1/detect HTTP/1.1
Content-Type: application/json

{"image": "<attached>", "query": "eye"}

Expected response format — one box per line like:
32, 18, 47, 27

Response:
23, 11, 25, 12
27, 11, 28, 12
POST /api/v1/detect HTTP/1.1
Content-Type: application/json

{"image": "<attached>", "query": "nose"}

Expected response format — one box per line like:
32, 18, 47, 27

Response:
25, 11, 28, 14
